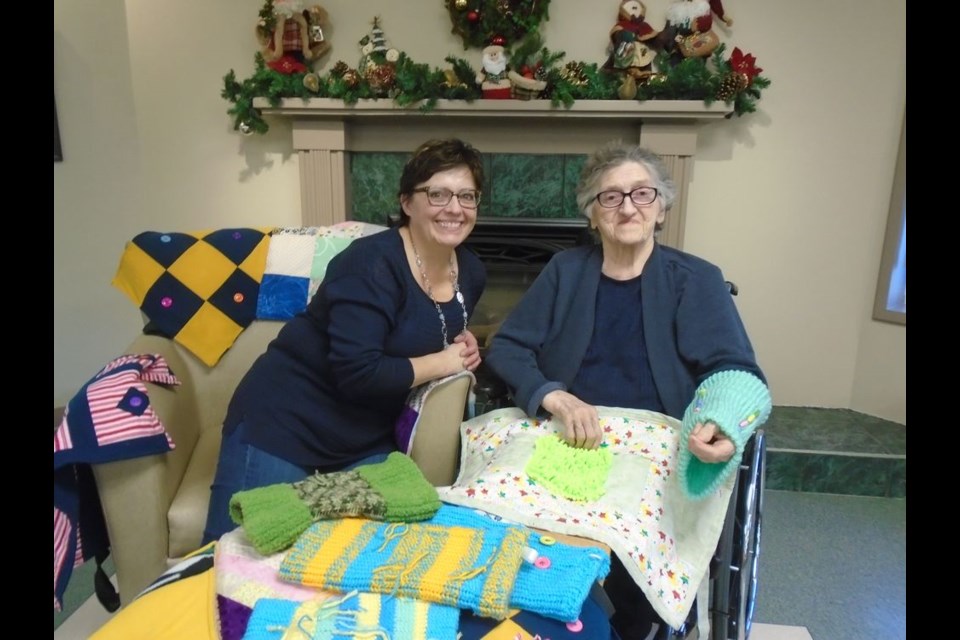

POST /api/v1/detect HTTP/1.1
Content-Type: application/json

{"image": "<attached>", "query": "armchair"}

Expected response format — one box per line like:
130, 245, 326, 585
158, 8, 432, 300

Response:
90, 319, 473, 607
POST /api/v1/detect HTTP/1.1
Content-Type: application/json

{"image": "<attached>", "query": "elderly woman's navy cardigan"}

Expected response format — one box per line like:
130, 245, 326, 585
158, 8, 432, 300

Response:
486, 242, 765, 420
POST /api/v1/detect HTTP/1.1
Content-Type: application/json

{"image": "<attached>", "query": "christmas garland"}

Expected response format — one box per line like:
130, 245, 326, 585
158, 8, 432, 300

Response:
222, 43, 769, 135
446, 0, 551, 50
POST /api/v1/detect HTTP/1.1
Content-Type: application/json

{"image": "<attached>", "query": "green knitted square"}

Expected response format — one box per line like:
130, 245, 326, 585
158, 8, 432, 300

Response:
524, 435, 613, 502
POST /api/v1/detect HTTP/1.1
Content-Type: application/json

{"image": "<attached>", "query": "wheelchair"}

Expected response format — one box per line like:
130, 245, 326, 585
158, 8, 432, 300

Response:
470, 366, 767, 640
658, 429, 767, 640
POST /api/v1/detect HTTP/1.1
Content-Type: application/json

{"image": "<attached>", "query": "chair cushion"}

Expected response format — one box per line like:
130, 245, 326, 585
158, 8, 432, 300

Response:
168, 427, 222, 557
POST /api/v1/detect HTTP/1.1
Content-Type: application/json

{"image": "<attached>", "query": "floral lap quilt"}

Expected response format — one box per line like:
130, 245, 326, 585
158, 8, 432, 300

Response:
437, 407, 734, 629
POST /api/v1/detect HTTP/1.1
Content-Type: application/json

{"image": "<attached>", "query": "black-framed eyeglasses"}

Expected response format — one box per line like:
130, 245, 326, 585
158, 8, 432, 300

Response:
412, 187, 481, 209
595, 186, 659, 208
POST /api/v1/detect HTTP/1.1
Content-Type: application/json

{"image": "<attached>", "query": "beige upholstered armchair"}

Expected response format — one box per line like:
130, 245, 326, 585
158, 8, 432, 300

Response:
90, 320, 473, 607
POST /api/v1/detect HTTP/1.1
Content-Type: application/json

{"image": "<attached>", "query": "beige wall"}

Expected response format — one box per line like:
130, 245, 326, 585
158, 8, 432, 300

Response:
54, 0, 906, 424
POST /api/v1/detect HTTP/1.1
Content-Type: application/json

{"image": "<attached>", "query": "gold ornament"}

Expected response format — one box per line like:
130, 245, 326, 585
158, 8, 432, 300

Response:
303, 73, 320, 93
618, 75, 637, 100
454, 0, 468, 9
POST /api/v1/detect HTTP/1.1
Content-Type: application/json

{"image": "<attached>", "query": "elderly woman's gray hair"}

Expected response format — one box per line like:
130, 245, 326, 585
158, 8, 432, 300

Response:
575, 141, 677, 221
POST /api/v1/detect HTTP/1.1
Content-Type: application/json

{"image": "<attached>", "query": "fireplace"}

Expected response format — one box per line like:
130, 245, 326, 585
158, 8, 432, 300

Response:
255, 96, 732, 254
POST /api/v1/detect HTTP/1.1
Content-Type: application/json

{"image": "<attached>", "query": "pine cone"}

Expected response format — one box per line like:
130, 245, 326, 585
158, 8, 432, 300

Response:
331, 61, 349, 77
717, 72, 749, 100
560, 61, 588, 87
342, 69, 360, 87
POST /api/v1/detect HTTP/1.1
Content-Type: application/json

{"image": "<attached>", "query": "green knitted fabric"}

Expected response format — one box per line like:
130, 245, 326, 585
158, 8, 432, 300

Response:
229, 452, 440, 555
677, 370, 772, 500
355, 452, 442, 521
229, 484, 314, 555
524, 434, 613, 502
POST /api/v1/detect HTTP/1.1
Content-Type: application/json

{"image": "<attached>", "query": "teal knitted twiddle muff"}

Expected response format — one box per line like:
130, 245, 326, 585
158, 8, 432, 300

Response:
676, 370, 772, 500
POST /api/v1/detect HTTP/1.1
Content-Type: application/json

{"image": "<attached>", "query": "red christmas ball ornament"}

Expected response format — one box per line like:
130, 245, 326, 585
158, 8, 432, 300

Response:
491, 34, 506, 46
467, 10, 479, 22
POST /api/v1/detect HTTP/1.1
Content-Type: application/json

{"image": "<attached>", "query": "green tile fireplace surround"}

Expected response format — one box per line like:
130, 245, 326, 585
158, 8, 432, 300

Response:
351, 151, 587, 224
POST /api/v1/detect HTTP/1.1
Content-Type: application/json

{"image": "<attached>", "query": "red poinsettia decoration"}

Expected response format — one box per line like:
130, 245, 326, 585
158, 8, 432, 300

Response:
267, 55, 308, 75
729, 47, 762, 84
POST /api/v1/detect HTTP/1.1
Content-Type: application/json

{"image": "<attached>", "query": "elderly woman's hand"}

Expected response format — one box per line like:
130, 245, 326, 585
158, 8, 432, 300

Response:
687, 421, 736, 463
542, 390, 602, 449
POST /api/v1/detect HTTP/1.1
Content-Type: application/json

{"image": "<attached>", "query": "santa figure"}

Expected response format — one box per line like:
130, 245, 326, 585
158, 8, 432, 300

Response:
604, 0, 660, 78
476, 45, 513, 99
658, 0, 733, 62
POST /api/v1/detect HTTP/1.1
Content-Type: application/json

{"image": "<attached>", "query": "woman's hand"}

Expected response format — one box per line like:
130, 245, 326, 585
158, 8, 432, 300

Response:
688, 421, 736, 463
453, 330, 482, 372
542, 390, 602, 449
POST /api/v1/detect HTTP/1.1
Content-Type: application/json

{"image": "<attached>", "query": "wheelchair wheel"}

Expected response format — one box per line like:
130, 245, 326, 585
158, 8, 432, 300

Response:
727, 429, 766, 640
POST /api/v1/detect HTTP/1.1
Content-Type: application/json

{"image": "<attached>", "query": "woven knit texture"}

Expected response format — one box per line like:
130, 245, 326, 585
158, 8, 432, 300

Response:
430, 504, 611, 623
678, 370, 772, 500
229, 452, 440, 555
524, 434, 614, 502
279, 515, 529, 620
241, 593, 460, 640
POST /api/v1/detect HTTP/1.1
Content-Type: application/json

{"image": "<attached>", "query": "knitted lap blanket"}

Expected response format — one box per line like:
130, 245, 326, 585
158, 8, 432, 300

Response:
54, 353, 180, 611
278, 514, 529, 620
256, 222, 388, 321
111, 228, 272, 366
437, 407, 736, 629
241, 593, 460, 640
278, 504, 609, 624
111, 223, 387, 366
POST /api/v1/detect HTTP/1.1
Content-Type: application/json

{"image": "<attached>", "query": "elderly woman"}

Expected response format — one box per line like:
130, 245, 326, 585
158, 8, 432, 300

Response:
485, 140, 770, 638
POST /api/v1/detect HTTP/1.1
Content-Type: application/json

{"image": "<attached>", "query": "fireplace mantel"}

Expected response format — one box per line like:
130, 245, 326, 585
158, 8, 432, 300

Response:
255, 97, 733, 249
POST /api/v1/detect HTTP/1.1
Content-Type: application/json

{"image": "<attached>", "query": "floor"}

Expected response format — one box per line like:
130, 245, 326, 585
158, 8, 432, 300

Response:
54, 406, 906, 640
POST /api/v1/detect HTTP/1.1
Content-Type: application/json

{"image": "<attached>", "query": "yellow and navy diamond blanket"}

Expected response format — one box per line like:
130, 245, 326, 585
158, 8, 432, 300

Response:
111, 228, 272, 366
112, 223, 389, 367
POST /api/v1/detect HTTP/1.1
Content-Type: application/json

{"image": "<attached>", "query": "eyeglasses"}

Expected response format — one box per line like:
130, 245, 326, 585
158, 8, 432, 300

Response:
595, 186, 659, 209
413, 187, 481, 209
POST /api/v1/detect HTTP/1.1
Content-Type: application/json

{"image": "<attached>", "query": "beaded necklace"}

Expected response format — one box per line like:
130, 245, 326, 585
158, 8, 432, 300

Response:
408, 232, 469, 348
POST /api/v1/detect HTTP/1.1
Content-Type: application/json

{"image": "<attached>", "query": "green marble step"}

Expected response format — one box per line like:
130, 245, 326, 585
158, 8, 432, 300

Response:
762, 407, 906, 498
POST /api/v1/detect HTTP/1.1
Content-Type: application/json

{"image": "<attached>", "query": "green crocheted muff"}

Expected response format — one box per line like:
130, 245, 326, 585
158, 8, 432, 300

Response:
525, 434, 613, 502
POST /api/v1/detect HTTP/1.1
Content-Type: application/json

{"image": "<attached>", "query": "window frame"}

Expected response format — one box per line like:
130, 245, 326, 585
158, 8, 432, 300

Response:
872, 110, 905, 325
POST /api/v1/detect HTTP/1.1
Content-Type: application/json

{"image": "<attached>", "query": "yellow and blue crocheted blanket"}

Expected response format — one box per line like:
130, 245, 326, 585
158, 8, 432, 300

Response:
111, 223, 387, 366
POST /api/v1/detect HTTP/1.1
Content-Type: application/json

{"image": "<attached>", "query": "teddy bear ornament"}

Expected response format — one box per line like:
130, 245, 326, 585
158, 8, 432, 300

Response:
256, 0, 332, 74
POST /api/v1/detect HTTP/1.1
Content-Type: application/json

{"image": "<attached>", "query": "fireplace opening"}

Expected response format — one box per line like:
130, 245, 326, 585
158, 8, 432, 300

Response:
464, 217, 592, 342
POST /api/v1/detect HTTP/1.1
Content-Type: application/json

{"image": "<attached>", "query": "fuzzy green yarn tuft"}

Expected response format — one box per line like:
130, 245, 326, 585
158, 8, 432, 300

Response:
524, 434, 613, 502
677, 370, 772, 500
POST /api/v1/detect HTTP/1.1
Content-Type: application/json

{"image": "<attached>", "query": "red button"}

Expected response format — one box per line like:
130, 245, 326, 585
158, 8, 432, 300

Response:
566, 619, 584, 632
534, 556, 551, 569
